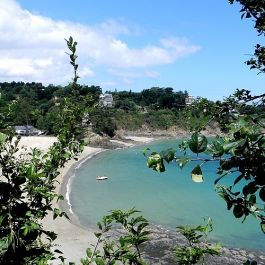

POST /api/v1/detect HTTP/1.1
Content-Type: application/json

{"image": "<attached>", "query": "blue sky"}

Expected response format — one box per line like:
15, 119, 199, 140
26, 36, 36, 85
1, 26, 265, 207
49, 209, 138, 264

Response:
0, 0, 264, 100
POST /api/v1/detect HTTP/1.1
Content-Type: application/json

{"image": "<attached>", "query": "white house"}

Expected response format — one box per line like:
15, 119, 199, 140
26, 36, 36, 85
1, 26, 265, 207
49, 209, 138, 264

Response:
185, 95, 196, 105
14, 125, 43, 136
99, 93, 113, 107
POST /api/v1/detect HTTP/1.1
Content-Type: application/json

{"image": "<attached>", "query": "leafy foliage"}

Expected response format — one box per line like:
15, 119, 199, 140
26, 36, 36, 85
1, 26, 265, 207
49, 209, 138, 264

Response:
79, 208, 150, 265
0, 82, 101, 134
174, 219, 221, 265
146, 90, 265, 232
89, 109, 117, 137
188, 132, 208, 154
191, 165, 203, 183
0, 84, 189, 136
179, 98, 218, 132
112, 87, 188, 110
229, 0, 265, 73
0, 37, 87, 264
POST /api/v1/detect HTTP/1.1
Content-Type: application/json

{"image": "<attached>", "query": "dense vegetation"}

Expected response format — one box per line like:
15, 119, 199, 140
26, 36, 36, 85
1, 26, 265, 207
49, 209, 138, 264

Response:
0, 82, 101, 134
111, 88, 188, 110
0, 82, 191, 136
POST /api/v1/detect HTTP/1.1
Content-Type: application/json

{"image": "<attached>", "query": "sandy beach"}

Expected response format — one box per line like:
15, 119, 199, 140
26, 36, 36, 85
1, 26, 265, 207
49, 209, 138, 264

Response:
44, 145, 105, 264
18, 135, 154, 264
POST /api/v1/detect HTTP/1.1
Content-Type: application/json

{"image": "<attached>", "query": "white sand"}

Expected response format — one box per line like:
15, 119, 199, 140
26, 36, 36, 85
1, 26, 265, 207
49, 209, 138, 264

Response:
123, 135, 154, 143
18, 136, 57, 153
17, 135, 154, 263
43, 145, 104, 264
109, 139, 134, 147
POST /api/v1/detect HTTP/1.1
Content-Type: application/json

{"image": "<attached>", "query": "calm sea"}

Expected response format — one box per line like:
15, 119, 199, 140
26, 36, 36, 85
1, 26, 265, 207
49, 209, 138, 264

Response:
69, 139, 264, 251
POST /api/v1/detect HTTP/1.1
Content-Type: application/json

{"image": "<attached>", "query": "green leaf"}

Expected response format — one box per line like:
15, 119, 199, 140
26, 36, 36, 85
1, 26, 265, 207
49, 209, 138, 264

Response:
147, 152, 159, 167
220, 160, 233, 171
0, 237, 11, 255
0, 132, 7, 145
207, 140, 224, 157
53, 208, 60, 219
54, 249, 63, 254
95, 257, 105, 265
56, 194, 64, 202
26, 164, 37, 180
249, 195, 256, 205
94, 232, 102, 238
0, 215, 4, 226
143, 148, 150, 157
97, 221, 102, 230
233, 174, 244, 185
223, 139, 245, 154
86, 248, 93, 258
214, 173, 227, 185
160, 148, 175, 163
260, 222, 265, 234
147, 153, 165, 172
189, 132, 208, 153
233, 205, 244, 218
176, 157, 190, 169
23, 227, 29, 236
191, 165, 203, 183
259, 187, 265, 202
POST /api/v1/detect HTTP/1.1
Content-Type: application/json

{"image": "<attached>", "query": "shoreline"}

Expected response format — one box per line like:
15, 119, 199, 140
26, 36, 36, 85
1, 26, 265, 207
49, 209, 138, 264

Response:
58, 135, 158, 225
59, 147, 106, 221
58, 135, 165, 229
44, 135, 157, 264
42, 146, 106, 264
20, 136, 265, 264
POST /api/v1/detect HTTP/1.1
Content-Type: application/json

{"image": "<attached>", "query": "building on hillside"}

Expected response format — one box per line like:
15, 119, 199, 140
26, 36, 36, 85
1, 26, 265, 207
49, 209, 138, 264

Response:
14, 125, 43, 136
99, 93, 113, 107
185, 95, 196, 105
52, 96, 60, 106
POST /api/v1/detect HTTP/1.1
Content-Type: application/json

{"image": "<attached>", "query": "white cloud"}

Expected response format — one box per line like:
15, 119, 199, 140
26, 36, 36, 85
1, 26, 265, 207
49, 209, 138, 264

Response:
0, 0, 200, 84
160, 37, 200, 57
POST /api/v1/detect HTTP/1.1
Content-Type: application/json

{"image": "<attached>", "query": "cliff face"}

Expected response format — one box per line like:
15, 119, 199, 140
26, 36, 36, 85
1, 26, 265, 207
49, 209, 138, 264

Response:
84, 124, 223, 149
116, 124, 222, 138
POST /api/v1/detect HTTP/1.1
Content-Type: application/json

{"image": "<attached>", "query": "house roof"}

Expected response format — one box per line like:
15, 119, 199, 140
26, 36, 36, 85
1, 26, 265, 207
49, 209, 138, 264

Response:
14, 125, 35, 131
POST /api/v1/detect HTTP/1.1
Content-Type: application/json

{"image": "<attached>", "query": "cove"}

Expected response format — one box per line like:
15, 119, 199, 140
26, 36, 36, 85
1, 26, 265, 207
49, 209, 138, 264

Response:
70, 139, 264, 251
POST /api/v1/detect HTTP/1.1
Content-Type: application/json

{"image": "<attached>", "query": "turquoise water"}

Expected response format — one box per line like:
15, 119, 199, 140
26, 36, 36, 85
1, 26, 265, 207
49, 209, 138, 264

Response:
70, 139, 264, 251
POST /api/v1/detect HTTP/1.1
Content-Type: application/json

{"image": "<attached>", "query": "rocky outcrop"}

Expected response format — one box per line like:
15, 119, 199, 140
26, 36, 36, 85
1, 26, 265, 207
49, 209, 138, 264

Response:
143, 225, 265, 265
110, 225, 265, 265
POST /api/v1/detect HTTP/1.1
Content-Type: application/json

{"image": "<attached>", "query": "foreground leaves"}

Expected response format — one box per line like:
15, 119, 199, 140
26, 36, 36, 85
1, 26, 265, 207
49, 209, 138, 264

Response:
146, 90, 265, 233
0, 37, 87, 264
188, 132, 208, 154
80, 208, 150, 265
191, 165, 203, 183
174, 219, 221, 265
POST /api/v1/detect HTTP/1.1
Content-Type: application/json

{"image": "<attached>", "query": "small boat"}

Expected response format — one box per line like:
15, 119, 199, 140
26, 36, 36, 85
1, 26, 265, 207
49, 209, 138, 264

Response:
96, 175, 108, 180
